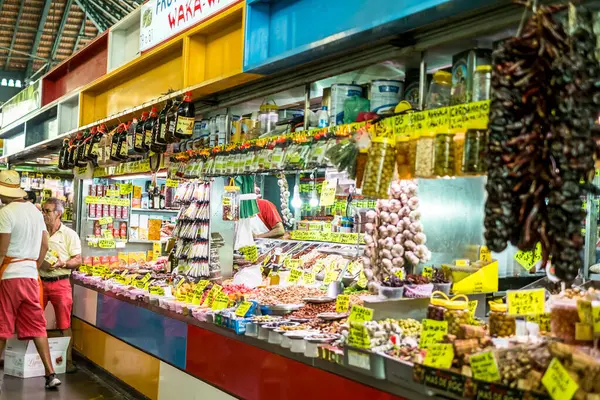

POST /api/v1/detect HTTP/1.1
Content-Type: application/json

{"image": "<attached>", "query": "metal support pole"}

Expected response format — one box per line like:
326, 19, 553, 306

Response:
418, 52, 427, 111
303, 83, 311, 130
224, 107, 231, 145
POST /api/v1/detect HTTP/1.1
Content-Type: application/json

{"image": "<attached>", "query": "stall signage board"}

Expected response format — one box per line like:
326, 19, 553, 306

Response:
419, 319, 448, 349
85, 196, 130, 207
423, 343, 454, 369
542, 358, 578, 400
507, 288, 545, 315
140, 0, 242, 52
470, 351, 501, 382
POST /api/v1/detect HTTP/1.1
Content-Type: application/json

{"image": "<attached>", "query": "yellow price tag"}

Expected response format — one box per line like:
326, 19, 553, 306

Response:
507, 288, 545, 315
336, 295, 350, 313
526, 312, 551, 332
455, 259, 469, 267
347, 261, 362, 276
149, 286, 164, 296
346, 323, 371, 348
203, 284, 222, 307
98, 216, 113, 225
303, 272, 316, 285
102, 229, 113, 239
98, 239, 116, 249
592, 304, 600, 334
194, 280, 209, 294
153, 241, 161, 260
423, 343, 454, 369
166, 179, 179, 188
514, 243, 542, 271
106, 189, 120, 197
577, 299, 592, 325
575, 323, 593, 341
422, 266, 433, 278
141, 273, 152, 284
479, 246, 492, 262
312, 261, 325, 274
469, 351, 501, 382
176, 293, 186, 302
357, 271, 368, 288
468, 300, 478, 317
542, 358, 579, 400
319, 179, 337, 207
120, 183, 133, 195
211, 292, 230, 311
394, 269, 405, 280
419, 319, 448, 349
348, 305, 373, 323
288, 268, 303, 284
323, 270, 339, 285
235, 301, 252, 317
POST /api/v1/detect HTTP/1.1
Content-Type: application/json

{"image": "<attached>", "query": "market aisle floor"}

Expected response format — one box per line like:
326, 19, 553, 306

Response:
0, 361, 143, 400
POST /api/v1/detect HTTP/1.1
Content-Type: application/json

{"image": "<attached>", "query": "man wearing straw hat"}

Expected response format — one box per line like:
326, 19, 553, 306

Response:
0, 170, 61, 389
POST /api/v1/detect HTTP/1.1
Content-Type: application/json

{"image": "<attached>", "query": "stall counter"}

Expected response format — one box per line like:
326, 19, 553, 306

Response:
72, 281, 425, 400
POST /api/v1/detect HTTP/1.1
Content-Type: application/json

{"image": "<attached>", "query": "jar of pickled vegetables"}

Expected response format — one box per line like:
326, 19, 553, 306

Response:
427, 291, 450, 321
355, 150, 368, 188
489, 303, 515, 337
463, 129, 487, 174
415, 132, 435, 178
434, 132, 455, 177
453, 132, 465, 176
395, 137, 412, 180
443, 295, 469, 336
426, 71, 452, 110
362, 138, 396, 198
408, 131, 419, 177
472, 65, 492, 102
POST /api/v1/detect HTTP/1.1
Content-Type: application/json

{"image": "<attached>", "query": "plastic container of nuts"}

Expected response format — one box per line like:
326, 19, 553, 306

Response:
488, 302, 515, 337
550, 298, 580, 343
443, 294, 470, 336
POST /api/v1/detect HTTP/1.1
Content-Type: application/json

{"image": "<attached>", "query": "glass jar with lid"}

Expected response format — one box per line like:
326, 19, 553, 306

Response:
489, 303, 516, 337
415, 132, 435, 178
426, 71, 452, 109
434, 130, 455, 177
472, 65, 492, 102
443, 294, 470, 336
427, 291, 450, 321
463, 129, 487, 174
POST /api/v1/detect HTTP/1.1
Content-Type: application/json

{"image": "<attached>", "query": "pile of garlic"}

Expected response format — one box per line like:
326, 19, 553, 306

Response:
277, 174, 294, 227
363, 180, 431, 289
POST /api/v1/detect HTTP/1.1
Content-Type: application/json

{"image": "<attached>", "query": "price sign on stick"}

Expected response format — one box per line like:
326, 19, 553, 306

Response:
542, 358, 578, 400
303, 272, 316, 285
348, 305, 374, 323
336, 295, 350, 313
423, 344, 454, 369
419, 319, 448, 349
470, 351, 501, 382
507, 288, 545, 315
235, 301, 252, 317
347, 323, 370, 348
288, 268, 303, 284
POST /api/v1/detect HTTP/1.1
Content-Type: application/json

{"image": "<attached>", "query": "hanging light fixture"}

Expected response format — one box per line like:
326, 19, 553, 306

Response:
291, 183, 302, 209
309, 172, 319, 207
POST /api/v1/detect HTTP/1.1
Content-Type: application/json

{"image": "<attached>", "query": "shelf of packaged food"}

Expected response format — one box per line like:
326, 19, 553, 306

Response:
130, 208, 180, 214
87, 217, 129, 222
128, 238, 170, 244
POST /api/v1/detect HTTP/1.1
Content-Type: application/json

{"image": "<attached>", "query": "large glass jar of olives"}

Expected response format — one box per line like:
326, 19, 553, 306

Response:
463, 129, 487, 174
395, 136, 412, 180
427, 291, 450, 321
489, 303, 516, 337
362, 137, 396, 199
433, 131, 455, 177
443, 295, 469, 336
415, 132, 435, 178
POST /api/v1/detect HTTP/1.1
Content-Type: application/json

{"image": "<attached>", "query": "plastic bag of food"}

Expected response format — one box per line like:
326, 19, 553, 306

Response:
343, 96, 370, 124
222, 181, 240, 221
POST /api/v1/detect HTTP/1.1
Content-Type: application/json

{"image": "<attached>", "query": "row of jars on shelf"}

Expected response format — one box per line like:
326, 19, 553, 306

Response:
360, 129, 487, 198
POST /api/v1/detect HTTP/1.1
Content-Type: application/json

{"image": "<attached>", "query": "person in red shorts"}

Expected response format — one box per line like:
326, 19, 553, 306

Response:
0, 170, 61, 389
40, 197, 81, 374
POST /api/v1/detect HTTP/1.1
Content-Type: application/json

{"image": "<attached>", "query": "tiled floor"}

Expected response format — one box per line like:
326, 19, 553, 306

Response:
0, 360, 144, 400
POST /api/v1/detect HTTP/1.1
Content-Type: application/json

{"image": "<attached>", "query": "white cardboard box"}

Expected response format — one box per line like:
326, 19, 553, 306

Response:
4, 337, 70, 378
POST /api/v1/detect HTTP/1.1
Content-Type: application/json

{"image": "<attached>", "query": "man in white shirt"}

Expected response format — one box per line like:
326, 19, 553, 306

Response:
40, 197, 81, 374
0, 170, 61, 389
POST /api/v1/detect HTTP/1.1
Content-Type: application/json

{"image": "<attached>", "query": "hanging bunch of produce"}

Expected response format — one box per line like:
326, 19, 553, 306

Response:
277, 173, 294, 228
363, 180, 430, 290
484, 4, 600, 281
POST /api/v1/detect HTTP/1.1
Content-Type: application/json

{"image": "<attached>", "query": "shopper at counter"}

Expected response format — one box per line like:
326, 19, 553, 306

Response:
254, 198, 285, 239
40, 197, 81, 374
0, 170, 61, 390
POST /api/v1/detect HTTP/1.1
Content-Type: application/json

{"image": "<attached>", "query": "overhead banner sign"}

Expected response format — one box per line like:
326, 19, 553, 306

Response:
140, 0, 241, 52
1, 79, 41, 128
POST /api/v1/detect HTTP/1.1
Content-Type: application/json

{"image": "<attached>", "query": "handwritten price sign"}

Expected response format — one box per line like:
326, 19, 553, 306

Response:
507, 288, 545, 315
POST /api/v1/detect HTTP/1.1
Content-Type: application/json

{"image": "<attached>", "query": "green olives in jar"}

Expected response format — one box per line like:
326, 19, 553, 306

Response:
489, 303, 516, 337
434, 132, 455, 177
362, 138, 396, 199
463, 129, 487, 174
